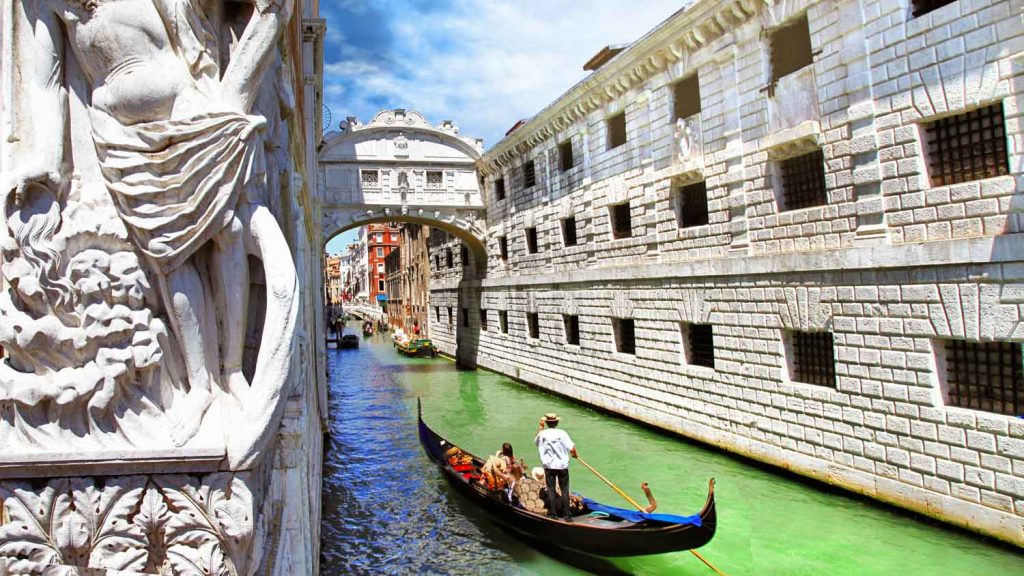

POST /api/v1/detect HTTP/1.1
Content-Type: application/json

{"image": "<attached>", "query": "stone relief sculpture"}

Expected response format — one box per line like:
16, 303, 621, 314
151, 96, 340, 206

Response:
1, 0, 298, 468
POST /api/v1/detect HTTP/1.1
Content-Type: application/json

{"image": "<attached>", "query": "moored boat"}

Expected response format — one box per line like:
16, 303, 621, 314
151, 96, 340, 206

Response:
339, 334, 359, 349
397, 338, 438, 358
417, 400, 717, 557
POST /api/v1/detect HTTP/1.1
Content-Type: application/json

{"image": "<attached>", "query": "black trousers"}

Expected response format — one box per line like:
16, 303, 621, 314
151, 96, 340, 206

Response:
544, 467, 570, 518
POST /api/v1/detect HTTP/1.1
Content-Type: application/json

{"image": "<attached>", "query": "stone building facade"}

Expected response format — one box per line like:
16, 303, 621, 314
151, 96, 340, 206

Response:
430, 0, 1024, 546
385, 224, 433, 335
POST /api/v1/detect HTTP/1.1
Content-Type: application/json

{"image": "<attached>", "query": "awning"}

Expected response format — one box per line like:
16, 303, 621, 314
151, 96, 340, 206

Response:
376, 294, 389, 301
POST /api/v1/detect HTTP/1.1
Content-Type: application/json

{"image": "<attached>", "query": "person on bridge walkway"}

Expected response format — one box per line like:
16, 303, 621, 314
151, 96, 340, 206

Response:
535, 413, 578, 522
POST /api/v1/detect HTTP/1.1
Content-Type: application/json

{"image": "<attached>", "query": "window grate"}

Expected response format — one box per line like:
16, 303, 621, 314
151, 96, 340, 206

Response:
610, 203, 632, 239
523, 161, 536, 188
607, 112, 627, 150
361, 169, 379, 187
527, 313, 540, 339
526, 227, 539, 254
495, 177, 506, 201
559, 140, 575, 172
791, 331, 836, 387
945, 340, 1023, 416
911, 0, 956, 18
564, 315, 580, 345
562, 217, 578, 247
498, 236, 508, 260
480, 309, 488, 331
499, 310, 508, 334
925, 104, 1008, 187
614, 319, 636, 355
770, 15, 813, 84
780, 150, 828, 211
674, 75, 701, 120
689, 324, 715, 368
678, 181, 709, 228
426, 171, 444, 188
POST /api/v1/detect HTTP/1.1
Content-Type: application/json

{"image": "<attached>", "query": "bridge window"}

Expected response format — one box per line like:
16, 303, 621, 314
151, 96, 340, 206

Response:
923, 103, 1008, 187
480, 309, 488, 331
495, 177, 506, 201
942, 339, 1024, 416
499, 310, 509, 334
361, 169, 379, 188
770, 14, 813, 85
778, 149, 828, 211
426, 170, 444, 189
523, 161, 537, 189
445, 248, 453, 268
461, 308, 469, 328
525, 227, 539, 254
673, 74, 701, 120
912, 0, 956, 17
564, 315, 580, 345
613, 318, 635, 355
787, 330, 836, 387
682, 323, 715, 368
607, 112, 627, 150
527, 312, 540, 339
562, 217, 578, 247
559, 140, 575, 172
610, 202, 632, 239
676, 181, 709, 228
498, 236, 508, 260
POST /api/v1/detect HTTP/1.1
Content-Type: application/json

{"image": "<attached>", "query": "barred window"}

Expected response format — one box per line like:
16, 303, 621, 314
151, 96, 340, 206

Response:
770, 15, 813, 84
559, 140, 575, 172
673, 75, 701, 120
495, 177, 506, 201
607, 112, 627, 150
523, 161, 537, 188
527, 313, 540, 339
779, 150, 828, 211
677, 181, 709, 228
944, 340, 1023, 416
684, 324, 715, 368
924, 104, 1008, 187
499, 310, 509, 334
613, 318, 636, 355
498, 236, 508, 260
564, 315, 580, 345
610, 203, 632, 239
525, 227, 539, 254
789, 331, 836, 387
912, 0, 956, 18
461, 308, 469, 328
562, 216, 578, 247
445, 248, 453, 268
480, 309, 488, 331
361, 169, 379, 187
426, 171, 444, 188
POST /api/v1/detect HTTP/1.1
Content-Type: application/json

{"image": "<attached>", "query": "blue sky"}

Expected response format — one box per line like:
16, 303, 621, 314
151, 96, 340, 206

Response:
322, 0, 685, 253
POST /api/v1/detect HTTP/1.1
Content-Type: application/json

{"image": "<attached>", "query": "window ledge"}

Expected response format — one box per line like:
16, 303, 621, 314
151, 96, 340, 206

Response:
765, 120, 822, 161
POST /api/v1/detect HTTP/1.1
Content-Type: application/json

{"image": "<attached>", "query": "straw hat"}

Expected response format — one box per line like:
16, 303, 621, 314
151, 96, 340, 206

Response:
531, 467, 545, 482
544, 413, 559, 423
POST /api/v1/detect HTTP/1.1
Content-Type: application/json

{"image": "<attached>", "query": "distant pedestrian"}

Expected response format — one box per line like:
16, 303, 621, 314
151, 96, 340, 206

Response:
535, 412, 577, 521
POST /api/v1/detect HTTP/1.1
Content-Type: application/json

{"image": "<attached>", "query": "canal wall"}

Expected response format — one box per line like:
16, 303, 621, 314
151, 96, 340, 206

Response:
430, 0, 1024, 546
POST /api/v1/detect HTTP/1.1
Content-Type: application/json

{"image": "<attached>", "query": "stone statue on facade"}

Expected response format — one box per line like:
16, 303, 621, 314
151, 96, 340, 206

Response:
1, 0, 298, 469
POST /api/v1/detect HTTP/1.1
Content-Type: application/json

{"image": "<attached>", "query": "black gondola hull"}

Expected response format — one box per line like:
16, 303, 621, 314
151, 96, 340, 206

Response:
417, 404, 717, 557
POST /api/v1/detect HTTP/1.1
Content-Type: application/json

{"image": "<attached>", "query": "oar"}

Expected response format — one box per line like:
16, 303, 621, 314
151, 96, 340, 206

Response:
575, 457, 728, 576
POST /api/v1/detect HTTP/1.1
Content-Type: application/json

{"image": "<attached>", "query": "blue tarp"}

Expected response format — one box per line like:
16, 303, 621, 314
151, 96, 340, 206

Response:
376, 294, 389, 301
581, 497, 702, 527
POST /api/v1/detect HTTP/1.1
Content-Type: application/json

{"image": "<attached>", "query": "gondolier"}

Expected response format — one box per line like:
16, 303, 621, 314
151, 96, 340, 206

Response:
535, 413, 578, 521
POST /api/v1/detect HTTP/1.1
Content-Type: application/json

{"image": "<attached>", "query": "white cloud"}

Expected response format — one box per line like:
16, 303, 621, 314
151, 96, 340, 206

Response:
322, 0, 685, 148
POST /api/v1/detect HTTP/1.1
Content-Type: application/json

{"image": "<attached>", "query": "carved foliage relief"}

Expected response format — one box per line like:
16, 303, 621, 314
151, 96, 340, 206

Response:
0, 473, 263, 576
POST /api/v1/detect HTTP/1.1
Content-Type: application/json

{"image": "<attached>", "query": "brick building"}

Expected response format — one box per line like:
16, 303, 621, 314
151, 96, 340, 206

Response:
429, 0, 1024, 546
385, 224, 433, 335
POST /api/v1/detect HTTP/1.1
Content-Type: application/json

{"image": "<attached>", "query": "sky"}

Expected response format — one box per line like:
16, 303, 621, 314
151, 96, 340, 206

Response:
322, 0, 686, 254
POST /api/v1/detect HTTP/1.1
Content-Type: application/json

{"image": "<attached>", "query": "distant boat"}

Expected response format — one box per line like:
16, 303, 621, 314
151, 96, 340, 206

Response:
417, 399, 717, 557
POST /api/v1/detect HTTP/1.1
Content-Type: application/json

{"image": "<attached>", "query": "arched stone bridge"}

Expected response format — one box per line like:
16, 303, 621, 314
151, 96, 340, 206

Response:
318, 109, 488, 266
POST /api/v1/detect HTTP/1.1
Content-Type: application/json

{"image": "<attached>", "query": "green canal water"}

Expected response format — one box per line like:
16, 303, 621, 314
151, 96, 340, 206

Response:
320, 335, 1023, 575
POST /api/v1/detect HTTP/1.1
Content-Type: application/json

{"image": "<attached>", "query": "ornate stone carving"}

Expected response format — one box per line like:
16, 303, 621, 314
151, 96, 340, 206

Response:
611, 292, 634, 319
1, 0, 299, 469
0, 473, 263, 575
775, 287, 832, 332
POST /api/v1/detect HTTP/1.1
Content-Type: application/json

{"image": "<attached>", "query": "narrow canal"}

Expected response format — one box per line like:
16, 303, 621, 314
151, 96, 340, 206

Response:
320, 334, 1023, 575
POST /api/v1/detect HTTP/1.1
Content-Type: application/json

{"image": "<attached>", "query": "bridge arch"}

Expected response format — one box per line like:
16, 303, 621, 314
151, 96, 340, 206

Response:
318, 109, 488, 269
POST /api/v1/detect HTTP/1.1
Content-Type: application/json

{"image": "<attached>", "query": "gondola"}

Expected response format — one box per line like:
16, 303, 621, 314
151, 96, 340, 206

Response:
417, 400, 717, 557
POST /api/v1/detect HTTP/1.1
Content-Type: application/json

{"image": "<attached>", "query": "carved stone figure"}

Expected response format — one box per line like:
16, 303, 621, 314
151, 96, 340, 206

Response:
1, 0, 298, 468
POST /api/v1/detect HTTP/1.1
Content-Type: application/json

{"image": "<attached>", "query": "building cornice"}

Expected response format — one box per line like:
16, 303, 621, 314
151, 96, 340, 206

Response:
479, 0, 764, 175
